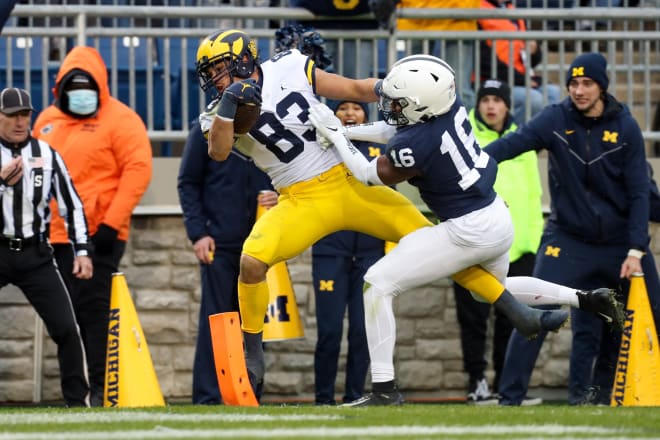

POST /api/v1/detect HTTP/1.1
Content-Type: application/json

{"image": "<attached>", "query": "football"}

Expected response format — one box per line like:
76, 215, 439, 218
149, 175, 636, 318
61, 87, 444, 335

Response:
234, 103, 261, 134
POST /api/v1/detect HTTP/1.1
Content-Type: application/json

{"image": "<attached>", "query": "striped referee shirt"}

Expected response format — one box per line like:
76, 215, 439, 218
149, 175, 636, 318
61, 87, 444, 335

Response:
0, 135, 90, 253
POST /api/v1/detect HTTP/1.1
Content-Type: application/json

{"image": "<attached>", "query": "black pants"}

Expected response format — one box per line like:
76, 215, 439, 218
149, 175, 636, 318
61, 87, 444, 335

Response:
53, 241, 125, 406
0, 241, 89, 406
453, 252, 536, 392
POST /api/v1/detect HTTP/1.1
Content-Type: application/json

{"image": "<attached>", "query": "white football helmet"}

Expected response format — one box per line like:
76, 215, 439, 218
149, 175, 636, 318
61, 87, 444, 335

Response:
379, 54, 457, 126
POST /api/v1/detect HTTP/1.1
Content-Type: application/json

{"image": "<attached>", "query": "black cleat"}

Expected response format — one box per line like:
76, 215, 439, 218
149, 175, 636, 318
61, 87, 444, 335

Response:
577, 288, 625, 331
521, 309, 570, 340
494, 290, 569, 340
342, 389, 405, 407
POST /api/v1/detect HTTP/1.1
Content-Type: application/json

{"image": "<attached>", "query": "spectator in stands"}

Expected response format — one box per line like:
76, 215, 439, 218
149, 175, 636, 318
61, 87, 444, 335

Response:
0, 86, 92, 407
513, 0, 574, 31
396, 0, 479, 109
453, 79, 544, 405
32, 45, 153, 407
178, 112, 276, 404
478, 0, 561, 124
486, 52, 660, 406
288, 0, 379, 79
312, 99, 383, 405
0, 1, 19, 33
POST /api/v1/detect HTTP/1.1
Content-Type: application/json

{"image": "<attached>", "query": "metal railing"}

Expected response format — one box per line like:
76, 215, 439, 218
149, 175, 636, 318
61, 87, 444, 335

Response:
2, 5, 659, 147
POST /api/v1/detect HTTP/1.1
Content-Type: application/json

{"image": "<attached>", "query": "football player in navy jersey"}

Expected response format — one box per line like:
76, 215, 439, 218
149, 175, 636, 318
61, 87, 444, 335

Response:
310, 54, 624, 406
198, 30, 611, 404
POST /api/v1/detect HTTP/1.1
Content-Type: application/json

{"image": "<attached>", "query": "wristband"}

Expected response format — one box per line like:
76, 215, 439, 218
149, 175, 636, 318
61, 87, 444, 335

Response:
216, 94, 238, 121
627, 248, 645, 259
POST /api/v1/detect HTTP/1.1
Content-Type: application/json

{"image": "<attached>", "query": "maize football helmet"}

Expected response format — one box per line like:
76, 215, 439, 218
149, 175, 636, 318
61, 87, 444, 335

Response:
379, 54, 457, 126
196, 29, 258, 92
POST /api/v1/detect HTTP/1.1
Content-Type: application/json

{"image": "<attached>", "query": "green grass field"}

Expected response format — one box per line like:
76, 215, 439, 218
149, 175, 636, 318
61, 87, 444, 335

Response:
1, 403, 659, 439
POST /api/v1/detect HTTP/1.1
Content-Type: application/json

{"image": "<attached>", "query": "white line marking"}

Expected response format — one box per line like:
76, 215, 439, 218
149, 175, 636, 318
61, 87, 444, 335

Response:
0, 411, 340, 425
0, 425, 633, 440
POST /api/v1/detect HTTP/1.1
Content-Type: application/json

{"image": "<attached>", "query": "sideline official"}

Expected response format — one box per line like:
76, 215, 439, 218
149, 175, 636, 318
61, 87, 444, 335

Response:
0, 87, 92, 407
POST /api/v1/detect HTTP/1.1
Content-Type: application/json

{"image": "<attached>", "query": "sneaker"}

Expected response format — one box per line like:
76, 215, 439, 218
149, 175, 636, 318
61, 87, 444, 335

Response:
521, 396, 543, 406
577, 288, 625, 331
466, 378, 498, 406
342, 389, 404, 407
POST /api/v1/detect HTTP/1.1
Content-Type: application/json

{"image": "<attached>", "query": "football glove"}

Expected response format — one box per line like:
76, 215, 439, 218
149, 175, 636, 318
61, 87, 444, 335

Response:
198, 96, 221, 138
308, 103, 346, 149
223, 79, 262, 107
369, 0, 401, 30
216, 79, 262, 122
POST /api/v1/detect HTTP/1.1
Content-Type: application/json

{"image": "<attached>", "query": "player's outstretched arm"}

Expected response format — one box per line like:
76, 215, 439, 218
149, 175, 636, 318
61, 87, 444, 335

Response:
309, 103, 414, 186
345, 121, 397, 144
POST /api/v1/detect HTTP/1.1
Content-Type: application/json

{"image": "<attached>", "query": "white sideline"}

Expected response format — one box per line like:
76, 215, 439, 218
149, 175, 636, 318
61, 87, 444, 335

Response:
0, 411, 340, 425
0, 425, 636, 440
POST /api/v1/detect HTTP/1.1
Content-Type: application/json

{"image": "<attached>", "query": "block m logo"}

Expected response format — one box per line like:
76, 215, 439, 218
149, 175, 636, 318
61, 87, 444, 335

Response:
319, 280, 335, 292
602, 131, 619, 143
544, 245, 561, 258
571, 66, 585, 78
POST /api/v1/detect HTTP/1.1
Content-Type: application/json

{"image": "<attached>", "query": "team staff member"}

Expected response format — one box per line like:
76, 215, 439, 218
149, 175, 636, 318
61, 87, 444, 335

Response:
0, 87, 92, 407
178, 117, 275, 405
487, 52, 660, 405
311, 100, 381, 405
33, 46, 153, 407
453, 79, 544, 405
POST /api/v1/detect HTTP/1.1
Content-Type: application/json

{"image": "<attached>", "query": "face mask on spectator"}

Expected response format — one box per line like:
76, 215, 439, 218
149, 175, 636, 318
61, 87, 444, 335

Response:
66, 89, 98, 116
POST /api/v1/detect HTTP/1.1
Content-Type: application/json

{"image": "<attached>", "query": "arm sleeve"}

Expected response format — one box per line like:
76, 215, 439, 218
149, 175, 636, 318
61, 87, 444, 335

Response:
332, 133, 384, 186
345, 121, 397, 144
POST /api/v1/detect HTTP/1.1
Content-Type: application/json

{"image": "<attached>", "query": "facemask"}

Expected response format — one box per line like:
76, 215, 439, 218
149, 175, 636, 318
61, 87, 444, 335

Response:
66, 89, 98, 116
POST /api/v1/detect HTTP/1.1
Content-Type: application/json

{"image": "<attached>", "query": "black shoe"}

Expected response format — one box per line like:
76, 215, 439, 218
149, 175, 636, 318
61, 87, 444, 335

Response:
577, 288, 625, 331
523, 309, 569, 340
342, 390, 404, 407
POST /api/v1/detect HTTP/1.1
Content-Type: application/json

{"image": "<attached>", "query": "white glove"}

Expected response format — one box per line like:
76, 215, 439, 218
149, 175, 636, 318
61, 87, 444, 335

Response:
309, 103, 346, 150
199, 97, 222, 139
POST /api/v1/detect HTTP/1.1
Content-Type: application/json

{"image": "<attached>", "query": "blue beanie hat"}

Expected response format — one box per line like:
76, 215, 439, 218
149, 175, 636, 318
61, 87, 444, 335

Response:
566, 52, 609, 91
477, 79, 512, 109
331, 100, 370, 122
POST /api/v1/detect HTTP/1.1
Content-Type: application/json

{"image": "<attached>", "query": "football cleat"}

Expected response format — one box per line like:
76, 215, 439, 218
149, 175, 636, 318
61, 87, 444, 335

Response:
342, 390, 404, 407
576, 288, 625, 331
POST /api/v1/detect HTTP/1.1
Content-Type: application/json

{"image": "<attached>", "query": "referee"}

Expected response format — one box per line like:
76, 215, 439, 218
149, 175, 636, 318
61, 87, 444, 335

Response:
0, 87, 92, 407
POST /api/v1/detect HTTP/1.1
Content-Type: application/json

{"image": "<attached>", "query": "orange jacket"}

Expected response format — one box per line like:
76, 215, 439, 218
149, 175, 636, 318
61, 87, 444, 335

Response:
397, 0, 479, 32
478, 0, 529, 84
32, 46, 152, 243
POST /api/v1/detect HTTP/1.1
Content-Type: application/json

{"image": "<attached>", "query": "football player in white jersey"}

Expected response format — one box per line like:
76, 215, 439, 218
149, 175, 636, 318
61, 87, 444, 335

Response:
309, 54, 625, 406
196, 30, 608, 404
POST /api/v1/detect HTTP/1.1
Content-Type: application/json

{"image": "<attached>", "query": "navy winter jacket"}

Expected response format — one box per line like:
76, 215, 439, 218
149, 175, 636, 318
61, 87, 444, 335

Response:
486, 94, 650, 249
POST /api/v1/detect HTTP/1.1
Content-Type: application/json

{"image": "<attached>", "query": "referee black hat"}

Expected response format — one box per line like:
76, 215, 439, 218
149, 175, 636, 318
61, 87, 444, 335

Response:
0, 88, 34, 115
